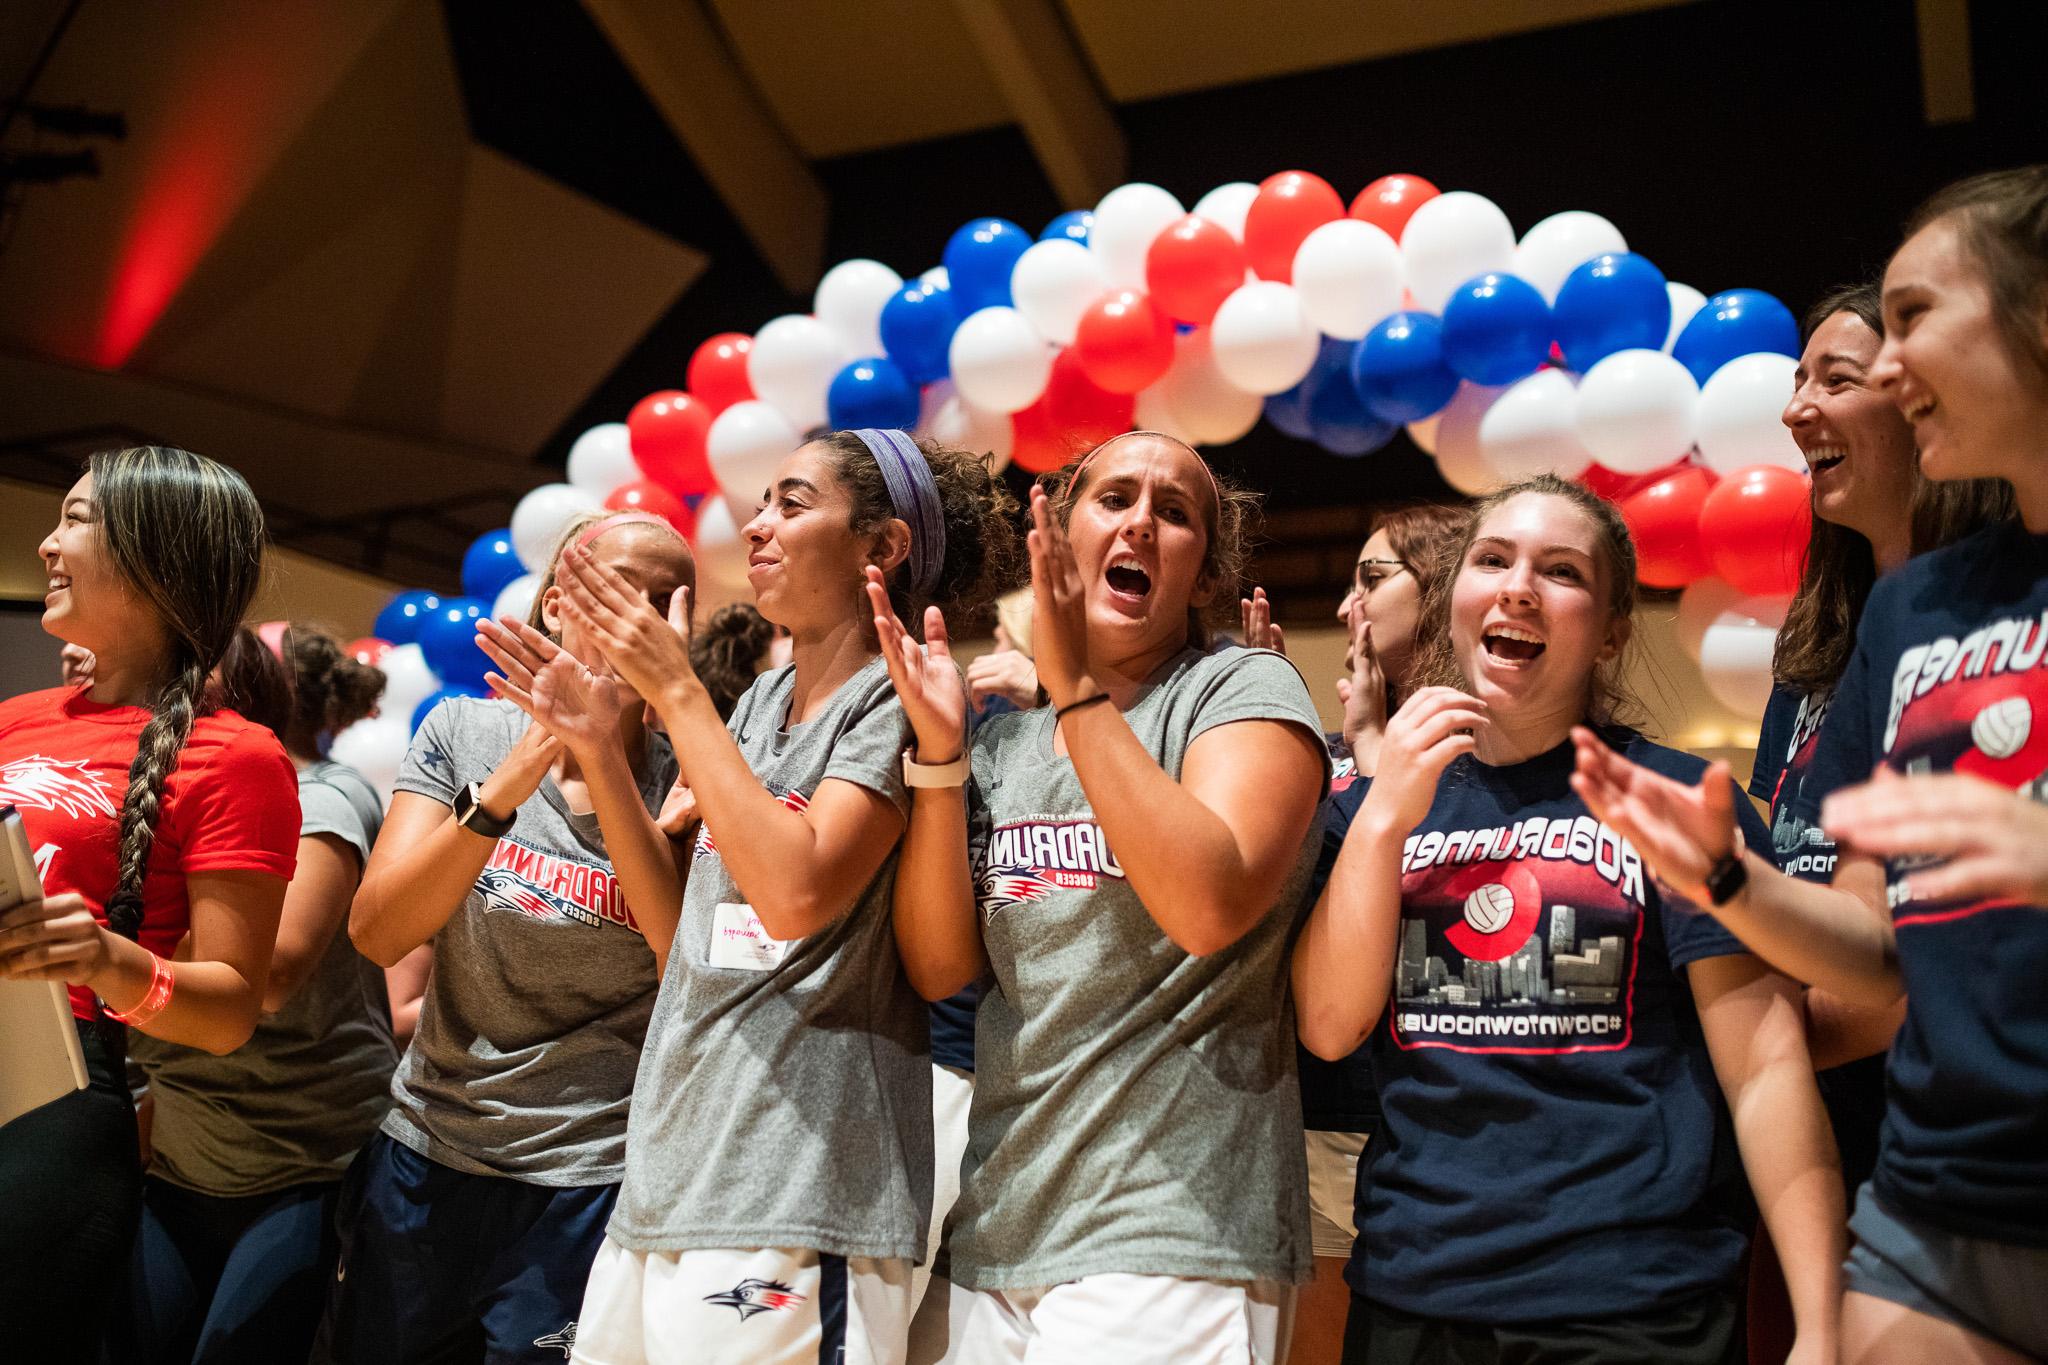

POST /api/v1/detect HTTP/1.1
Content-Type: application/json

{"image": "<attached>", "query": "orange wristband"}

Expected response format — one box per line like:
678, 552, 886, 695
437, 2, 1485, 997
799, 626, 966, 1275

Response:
106, 952, 175, 1027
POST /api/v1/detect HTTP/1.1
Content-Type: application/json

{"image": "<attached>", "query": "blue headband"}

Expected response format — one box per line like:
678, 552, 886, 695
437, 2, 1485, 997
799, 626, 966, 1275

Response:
853, 429, 946, 598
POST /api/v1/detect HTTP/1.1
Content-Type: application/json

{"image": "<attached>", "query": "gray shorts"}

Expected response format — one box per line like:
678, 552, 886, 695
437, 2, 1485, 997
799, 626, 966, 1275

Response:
1845, 1185, 2048, 1358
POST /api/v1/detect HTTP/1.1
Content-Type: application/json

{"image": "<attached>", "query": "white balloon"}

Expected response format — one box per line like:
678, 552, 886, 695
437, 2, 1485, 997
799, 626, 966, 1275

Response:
1209, 281, 1321, 395
1291, 219, 1404, 340
1091, 182, 1185, 287
1698, 613, 1782, 719
1191, 181, 1259, 242
919, 266, 950, 291
707, 400, 801, 524
511, 482, 603, 570
492, 572, 540, 626
329, 715, 411, 801
372, 643, 440, 721
1478, 368, 1592, 481
1152, 329, 1262, 446
1407, 415, 1441, 455
565, 422, 637, 497
1133, 382, 1201, 446
948, 306, 1053, 414
1573, 348, 1700, 474
1674, 577, 1750, 661
1432, 382, 1510, 494
1664, 282, 1707, 352
922, 379, 1015, 473
813, 258, 903, 357
747, 314, 848, 431
1400, 191, 1515, 313
688, 498, 753, 611
1010, 239, 1110, 347
1512, 210, 1627, 303
1696, 351, 1804, 474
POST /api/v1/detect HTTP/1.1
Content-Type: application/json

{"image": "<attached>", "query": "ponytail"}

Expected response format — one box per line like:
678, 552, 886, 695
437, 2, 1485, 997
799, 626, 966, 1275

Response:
106, 659, 208, 939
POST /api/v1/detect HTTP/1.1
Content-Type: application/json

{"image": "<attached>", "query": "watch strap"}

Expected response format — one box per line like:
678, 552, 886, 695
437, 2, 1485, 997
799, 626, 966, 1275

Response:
454, 781, 516, 838
902, 748, 970, 789
1704, 826, 1748, 906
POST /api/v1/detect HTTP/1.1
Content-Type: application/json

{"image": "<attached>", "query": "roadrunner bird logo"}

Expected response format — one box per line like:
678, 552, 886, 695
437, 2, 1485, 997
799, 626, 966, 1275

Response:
474, 867, 576, 922
703, 1278, 806, 1322
532, 1322, 576, 1357
0, 755, 117, 820
977, 866, 1060, 918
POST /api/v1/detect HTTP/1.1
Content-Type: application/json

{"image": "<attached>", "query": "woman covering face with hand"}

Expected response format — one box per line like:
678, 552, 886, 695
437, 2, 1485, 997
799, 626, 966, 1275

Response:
317, 510, 693, 1365
566, 430, 1017, 1365
1573, 166, 2048, 1365
1298, 475, 1840, 1365
877, 431, 1328, 1365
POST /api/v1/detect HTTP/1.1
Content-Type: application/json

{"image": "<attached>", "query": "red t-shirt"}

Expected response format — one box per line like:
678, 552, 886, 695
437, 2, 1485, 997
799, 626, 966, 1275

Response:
0, 686, 299, 1019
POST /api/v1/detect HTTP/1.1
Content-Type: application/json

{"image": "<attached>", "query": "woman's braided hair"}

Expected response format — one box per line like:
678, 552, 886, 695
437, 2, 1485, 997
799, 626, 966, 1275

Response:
90, 447, 266, 941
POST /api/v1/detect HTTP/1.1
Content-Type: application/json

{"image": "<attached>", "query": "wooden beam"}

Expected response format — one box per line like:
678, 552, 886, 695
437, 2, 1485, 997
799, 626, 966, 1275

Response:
581, 0, 827, 293
949, 0, 1126, 209
1914, 0, 1975, 125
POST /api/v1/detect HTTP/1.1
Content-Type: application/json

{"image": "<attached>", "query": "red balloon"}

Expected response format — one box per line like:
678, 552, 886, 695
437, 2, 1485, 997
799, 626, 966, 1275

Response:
627, 390, 714, 497
1010, 398, 1079, 474
1577, 456, 1687, 504
686, 333, 755, 414
1349, 173, 1440, 241
603, 479, 700, 542
1243, 170, 1345, 283
1042, 347, 1136, 449
1698, 465, 1813, 596
1619, 466, 1717, 589
344, 637, 393, 668
1072, 289, 1175, 395
1145, 215, 1247, 326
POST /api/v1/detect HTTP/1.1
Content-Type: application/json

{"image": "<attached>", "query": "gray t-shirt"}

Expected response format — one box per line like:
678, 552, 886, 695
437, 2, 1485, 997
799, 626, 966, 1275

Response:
947, 646, 1327, 1290
384, 697, 672, 1186
135, 760, 396, 1197
609, 656, 931, 1261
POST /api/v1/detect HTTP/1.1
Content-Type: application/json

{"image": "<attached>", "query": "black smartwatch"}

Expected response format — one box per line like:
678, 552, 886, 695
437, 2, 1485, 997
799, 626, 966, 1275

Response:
452, 781, 515, 839
1703, 827, 1749, 907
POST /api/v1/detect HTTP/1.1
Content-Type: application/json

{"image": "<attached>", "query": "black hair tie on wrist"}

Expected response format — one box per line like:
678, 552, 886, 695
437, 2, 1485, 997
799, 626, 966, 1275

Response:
1054, 692, 1112, 724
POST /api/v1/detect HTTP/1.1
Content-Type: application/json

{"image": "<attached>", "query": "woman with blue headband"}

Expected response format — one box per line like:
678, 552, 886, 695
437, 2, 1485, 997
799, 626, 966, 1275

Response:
557, 430, 1020, 1365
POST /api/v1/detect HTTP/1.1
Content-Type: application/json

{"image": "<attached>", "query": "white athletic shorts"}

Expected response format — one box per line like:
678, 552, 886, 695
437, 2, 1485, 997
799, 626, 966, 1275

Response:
1304, 1130, 1367, 1260
908, 1272, 1294, 1364
911, 1063, 976, 1315
572, 1240, 913, 1365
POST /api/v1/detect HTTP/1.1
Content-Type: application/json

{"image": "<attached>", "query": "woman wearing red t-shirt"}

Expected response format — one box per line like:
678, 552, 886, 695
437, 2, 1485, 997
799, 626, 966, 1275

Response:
0, 446, 299, 1365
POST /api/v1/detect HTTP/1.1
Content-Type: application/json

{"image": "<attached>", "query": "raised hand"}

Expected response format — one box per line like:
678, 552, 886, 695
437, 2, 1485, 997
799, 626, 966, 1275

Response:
1359, 686, 1489, 836
1569, 725, 1738, 906
1238, 587, 1287, 655
965, 648, 1038, 714
1026, 484, 1093, 707
556, 546, 696, 705
1822, 767, 2048, 907
655, 777, 701, 840
864, 567, 967, 759
477, 617, 624, 754
1337, 613, 1387, 760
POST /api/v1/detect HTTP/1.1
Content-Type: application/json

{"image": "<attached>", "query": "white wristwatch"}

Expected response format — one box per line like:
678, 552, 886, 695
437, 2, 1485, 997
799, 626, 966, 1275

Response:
902, 747, 970, 788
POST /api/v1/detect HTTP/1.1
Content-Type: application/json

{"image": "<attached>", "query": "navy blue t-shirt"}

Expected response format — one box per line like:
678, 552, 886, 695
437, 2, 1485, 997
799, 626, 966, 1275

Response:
1795, 519, 2048, 1248
1299, 760, 1378, 1132
1353, 733, 1763, 1321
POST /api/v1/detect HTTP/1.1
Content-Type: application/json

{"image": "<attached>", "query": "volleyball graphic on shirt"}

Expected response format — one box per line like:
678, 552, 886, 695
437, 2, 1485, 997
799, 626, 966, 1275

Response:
1462, 882, 1516, 935
1970, 695, 2032, 761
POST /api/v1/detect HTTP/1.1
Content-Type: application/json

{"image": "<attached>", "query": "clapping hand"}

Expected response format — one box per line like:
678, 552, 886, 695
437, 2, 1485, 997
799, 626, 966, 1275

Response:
478, 617, 624, 755
864, 567, 967, 761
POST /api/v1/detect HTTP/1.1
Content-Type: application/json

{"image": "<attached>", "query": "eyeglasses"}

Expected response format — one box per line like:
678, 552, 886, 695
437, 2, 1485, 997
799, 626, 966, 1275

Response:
1352, 558, 1410, 597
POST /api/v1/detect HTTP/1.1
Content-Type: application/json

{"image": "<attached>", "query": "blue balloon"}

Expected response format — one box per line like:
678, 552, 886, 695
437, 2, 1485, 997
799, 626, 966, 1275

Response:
826, 356, 920, 431
1671, 288, 1800, 385
1440, 273, 1552, 386
417, 598, 491, 691
1352, 312, 1461, 424
412, 684, 486, 735
1552, 253, 1670, 371
460, 529, 524, 603
1265, 338, 1351, 440
879, 280, 960, 385
1040, 210, 1093, 246
1306, 340, 1396, 456
943, 217, 1032, 314
372, 589, 443, 646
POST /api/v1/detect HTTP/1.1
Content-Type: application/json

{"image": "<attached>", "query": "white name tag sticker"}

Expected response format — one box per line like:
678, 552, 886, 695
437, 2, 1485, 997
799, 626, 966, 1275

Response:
707, 902, 789, 971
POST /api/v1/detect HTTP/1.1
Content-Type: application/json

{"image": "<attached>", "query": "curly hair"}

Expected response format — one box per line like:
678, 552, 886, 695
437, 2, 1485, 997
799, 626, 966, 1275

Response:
1410, 473, 1647, 731
1036, 431, 1262, 648
814, 430, 1023, 635
691, 603, 776, 720
284, 626, 386, 753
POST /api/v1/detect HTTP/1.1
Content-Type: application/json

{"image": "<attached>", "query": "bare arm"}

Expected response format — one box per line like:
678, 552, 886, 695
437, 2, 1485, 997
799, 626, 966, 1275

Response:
261, 833, 362, 1012
1694, 953, 1844, 1361
384, 943, 432, 1047
1805, 987, 1905, 1071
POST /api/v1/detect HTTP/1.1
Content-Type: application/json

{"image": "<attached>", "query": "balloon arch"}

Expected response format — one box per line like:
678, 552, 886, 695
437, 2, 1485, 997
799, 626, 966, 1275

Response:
336, 170, 1812, 790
